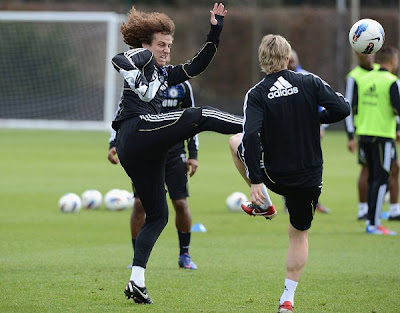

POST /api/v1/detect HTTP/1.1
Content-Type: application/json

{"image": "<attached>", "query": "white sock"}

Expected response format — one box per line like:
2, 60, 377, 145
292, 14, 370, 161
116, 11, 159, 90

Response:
358, 202, 368, 216
389, 203, 400, 216
130, 266, 145, 287
259, 184, 273, 208
280, 278, 298, 305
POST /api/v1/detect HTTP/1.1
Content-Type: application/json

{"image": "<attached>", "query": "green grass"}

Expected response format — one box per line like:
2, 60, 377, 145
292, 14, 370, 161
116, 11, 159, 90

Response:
0, 129, 399, 313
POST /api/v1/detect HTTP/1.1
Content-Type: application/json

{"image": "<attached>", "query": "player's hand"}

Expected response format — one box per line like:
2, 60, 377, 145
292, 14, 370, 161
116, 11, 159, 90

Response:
347, 139, 356, 153
210, 3, 227, 25
187, 159, 198, 177
396, 131, 400, 143
108, 147, 119, 164
250, 183, 266, 205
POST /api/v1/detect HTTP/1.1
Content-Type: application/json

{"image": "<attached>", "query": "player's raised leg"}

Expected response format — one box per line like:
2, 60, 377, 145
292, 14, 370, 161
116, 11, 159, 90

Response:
228, 133, 276, 219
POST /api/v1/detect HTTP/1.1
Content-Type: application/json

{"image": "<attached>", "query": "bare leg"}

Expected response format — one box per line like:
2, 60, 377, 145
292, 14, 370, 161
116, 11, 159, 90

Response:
279, 224, 308, 307
229, 133, 273, 211
286, 224, 308, 281
229, 133, 250, 186
172, 198, 192, 233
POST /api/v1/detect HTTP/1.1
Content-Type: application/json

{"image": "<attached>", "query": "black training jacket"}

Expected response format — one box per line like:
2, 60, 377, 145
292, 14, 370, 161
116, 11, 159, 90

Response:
242, 69, 350, 186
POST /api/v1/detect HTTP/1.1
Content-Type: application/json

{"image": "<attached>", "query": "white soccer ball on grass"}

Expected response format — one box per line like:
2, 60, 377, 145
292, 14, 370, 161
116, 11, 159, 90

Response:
226, 192, 248, 212
81, 189, 103, 210
59, 193, 82, 213
104, 189, 134, 211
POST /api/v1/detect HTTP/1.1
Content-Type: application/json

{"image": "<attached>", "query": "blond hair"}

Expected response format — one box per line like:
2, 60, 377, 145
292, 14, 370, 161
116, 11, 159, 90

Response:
258, 34, 291, 74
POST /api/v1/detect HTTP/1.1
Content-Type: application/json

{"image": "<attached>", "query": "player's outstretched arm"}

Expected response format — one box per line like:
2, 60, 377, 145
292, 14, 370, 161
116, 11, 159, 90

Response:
167, 3, 227, 85
210, 2, 227, 25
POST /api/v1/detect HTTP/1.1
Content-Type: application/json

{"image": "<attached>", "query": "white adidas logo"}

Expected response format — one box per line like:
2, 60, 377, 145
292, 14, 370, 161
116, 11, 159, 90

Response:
268, 76, 298, 99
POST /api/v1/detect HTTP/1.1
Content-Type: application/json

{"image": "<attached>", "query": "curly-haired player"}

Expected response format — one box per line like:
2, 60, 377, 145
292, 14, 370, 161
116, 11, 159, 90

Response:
111, 3, 243, 304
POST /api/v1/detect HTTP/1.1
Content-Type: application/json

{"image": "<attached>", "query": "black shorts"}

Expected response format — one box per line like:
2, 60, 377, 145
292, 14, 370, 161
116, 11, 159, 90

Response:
358, 136, 397, 166
262, 171, 321, 231
165, 152, 189, 200
237, 145, 321, 230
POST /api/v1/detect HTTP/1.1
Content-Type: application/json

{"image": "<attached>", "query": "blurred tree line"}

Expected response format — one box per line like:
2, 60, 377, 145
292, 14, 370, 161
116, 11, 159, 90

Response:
1, 0, 399, 119
22, 0, 400, 6
2, 0, 399, 11
135, 0, 399, 7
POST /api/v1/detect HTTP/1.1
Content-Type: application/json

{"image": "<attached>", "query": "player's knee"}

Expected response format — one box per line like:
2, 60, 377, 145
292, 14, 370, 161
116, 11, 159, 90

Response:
143, 202, 169, 226
229, 133, 242, 152
183, 106, 202, 122
153, 207, 169, 228
172, 199, 188, 213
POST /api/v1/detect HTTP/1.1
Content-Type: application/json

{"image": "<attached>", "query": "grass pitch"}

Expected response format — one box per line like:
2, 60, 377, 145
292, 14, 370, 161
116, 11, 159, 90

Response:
0, 129, 399, 312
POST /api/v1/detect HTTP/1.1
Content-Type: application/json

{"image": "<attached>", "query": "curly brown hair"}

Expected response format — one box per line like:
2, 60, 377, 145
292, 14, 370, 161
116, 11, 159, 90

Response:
120, 6, 175, 48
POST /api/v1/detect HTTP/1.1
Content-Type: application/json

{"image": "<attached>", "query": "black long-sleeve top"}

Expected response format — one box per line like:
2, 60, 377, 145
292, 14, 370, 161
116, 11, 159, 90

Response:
242, 70, 350, 187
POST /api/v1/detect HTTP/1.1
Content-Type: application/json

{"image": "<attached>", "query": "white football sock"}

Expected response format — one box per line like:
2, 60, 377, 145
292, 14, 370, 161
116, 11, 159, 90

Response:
130, 266, 145, 287
389, 203, 400, 216
358, 202, 368, 216
280, 278, 298, 305
259, 184, 273, 208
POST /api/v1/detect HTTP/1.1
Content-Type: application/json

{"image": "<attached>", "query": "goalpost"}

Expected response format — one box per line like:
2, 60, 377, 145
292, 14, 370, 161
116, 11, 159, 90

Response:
0, 11, 127, 131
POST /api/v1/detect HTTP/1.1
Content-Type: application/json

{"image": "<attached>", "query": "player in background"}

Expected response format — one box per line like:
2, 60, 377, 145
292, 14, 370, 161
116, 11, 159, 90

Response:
348, 46, 400, 235
345, 52, 400, 221
287, 49, 330, 214
108, 79, 199, 270
232, 34, 349, 312
111, 3, 243, 304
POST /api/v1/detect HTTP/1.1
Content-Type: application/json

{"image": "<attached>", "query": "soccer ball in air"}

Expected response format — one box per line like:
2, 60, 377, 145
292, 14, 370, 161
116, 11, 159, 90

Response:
104, 189, 134, 211
226, 192, 248, 212
349, 18, 385, 54
81, 189, 103, 210
59, 193, 82, 213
